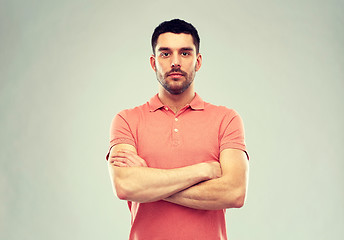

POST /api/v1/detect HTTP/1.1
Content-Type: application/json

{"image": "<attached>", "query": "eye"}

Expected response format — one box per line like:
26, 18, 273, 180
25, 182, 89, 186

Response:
181, 52, 189, 56
160, 52, 170, 57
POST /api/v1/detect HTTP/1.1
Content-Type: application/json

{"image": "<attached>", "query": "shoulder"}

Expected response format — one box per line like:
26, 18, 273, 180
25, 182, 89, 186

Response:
203, 101, 240, 120
116, 102, 149, 120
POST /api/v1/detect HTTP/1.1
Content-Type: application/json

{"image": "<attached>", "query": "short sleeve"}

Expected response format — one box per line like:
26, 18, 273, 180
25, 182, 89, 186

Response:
105, 111, 137, 160
219, 110, 249, 160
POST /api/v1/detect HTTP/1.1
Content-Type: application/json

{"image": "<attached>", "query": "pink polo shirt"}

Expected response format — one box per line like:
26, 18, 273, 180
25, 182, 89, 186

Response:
107, 93, 248, 240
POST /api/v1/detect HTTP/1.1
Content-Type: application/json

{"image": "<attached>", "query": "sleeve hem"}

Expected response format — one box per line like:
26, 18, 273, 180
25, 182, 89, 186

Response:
106, 138, 137, 160
220, 143, 249, 160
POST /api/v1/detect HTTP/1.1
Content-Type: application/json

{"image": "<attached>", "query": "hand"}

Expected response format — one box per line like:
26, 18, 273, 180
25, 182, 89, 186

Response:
204, 161, 222, 180
109, 149, 148, 167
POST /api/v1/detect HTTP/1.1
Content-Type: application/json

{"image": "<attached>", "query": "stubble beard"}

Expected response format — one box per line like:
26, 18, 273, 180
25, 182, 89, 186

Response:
156, 65, 196, 95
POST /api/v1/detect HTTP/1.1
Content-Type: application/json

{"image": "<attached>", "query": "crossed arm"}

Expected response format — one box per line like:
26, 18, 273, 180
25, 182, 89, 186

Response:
107, 144, 249, 210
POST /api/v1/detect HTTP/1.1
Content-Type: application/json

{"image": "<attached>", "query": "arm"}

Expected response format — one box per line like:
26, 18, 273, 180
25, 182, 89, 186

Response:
164, 149, 249, 210
107, 144, 221, 203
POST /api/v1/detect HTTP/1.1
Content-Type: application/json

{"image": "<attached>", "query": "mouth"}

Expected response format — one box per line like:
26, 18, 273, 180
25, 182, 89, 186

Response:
169, 73, 183, 77
168, 72, 185, 78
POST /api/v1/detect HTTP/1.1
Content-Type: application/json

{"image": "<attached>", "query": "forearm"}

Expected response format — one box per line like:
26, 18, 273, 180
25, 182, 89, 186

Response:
108, 163, 214, 203
165, 149, 249, 210
164, 176, 247, 210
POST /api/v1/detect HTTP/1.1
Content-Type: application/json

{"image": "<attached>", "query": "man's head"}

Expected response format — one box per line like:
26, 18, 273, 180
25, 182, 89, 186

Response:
151, 19, 200, 55
150, 19, 202, 95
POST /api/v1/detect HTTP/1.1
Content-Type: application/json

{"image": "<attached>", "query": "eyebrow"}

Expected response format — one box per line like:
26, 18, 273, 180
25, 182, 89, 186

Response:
157, 47, 194, 52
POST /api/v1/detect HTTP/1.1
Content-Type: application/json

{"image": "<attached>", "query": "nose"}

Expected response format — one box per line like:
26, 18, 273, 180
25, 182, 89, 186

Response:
171, 55, 181, 68
171, 63, 181, 68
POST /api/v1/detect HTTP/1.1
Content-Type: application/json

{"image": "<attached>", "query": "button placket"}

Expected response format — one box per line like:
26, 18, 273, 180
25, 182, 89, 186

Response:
172, 115, 181, 146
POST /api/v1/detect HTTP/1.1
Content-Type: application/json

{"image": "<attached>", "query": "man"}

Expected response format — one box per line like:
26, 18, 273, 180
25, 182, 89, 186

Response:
106, 19, 249, 240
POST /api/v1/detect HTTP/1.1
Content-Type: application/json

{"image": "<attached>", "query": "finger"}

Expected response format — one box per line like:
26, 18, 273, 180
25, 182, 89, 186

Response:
119, 150, 147, 167
112, 161, 129, 167
109, 158, 129, 167
109, 155, 128, 164
112, 157, 136, 167
114, 151, 130, 158
115, 151, 148, 167
125, 154, 147, 167
116, 151, 144, 166
115, 152, 143, 166
118, 150, 137, 160
119, 149, 136, 154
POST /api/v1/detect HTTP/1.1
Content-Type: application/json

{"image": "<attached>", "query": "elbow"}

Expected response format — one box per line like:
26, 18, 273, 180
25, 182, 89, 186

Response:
115, 182, 150, 203
232, 193, 246, 208
115, 187, 129, 200
113, 179, 133, 201
224, 188, 247, 209
108, 166, 138, 201
112, 177, 151, 203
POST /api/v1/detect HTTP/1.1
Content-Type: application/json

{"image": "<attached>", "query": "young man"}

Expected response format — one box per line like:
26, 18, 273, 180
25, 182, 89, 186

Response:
106, 19, 249, 240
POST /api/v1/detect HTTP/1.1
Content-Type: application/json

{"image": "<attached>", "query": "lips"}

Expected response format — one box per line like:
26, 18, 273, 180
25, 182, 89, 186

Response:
165, 69, 186, 79
168, 70, 185, 78
169, 73, 184, 77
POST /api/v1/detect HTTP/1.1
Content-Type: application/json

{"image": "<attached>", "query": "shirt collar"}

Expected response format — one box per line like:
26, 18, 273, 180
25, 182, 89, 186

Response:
188, 93, 205, 110
148, 93, 205, 112
148, 94, 165, 112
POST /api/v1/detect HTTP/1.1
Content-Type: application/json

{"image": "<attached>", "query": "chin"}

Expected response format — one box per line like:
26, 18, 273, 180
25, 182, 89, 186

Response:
166, 86, 190, 95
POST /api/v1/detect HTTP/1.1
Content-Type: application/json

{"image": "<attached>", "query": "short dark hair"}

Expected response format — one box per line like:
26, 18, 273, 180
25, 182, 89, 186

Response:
151, 19, 200, 55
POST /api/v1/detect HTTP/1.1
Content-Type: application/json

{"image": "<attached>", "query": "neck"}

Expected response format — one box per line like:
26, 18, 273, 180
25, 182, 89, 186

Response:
158, 85, 195, 113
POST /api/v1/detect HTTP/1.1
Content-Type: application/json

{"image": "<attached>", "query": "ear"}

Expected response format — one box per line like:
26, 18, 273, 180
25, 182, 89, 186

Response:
195, 53, 202, 72
150, 55, 157, 72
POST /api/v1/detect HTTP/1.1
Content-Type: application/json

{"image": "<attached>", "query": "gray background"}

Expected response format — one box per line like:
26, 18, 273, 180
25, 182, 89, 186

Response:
1, 0, 343, 239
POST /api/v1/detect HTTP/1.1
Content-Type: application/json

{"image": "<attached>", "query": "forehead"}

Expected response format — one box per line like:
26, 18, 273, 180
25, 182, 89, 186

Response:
156, 32, 195, 51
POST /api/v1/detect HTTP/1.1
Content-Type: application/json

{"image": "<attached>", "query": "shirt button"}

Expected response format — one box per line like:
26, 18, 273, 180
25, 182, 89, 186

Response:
175, 118, 178, 121
174, 128, 179, 133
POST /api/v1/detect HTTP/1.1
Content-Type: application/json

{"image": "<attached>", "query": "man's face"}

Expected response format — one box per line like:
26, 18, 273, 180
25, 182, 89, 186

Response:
150, 32, 202, 95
